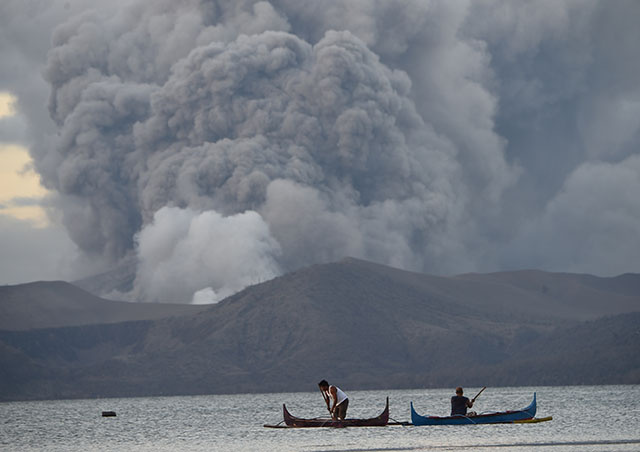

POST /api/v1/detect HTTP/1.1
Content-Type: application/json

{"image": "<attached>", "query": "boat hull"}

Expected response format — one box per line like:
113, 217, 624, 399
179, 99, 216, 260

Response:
281, 397, 389, 428
411, 393, 536, 425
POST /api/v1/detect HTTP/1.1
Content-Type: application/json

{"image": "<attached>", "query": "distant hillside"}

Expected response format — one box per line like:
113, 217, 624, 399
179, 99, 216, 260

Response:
455, 269, 640, 321
468, 312, 640, 386
1, 258, 639, 401
0, 281, 208, 330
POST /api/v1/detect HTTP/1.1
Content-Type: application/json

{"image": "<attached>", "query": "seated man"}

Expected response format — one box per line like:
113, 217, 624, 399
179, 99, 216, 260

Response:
451, 386, 474, 416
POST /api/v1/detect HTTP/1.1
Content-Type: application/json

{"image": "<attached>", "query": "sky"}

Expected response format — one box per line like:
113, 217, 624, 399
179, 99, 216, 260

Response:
0, 94, 48, 226
1, 0, 639, 303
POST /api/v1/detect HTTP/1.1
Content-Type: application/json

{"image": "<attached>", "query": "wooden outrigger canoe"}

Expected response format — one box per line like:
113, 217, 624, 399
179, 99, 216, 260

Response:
411, 393, 537, 425
265, 397, 389, 428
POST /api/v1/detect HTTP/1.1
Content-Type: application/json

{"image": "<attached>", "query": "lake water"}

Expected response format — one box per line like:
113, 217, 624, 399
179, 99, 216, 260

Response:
1, 386, 639, 451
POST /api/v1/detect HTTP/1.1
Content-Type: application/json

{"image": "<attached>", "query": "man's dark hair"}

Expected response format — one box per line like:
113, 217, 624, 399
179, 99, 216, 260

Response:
318, 379, 329, 387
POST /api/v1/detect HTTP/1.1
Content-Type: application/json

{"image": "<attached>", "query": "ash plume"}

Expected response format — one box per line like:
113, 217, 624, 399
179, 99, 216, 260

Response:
40, 1, 487, 302
5, 0, 637, 300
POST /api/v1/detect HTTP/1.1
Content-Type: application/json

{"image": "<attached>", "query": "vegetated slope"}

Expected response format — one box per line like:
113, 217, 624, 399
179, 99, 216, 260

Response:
142, 258, 637, 392
0, 281, 208, 330
1, 258, 639, 401
469, 311, 640, 386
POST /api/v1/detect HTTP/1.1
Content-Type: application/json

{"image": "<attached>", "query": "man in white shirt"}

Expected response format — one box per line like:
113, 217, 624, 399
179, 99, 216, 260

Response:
318, 379, 349, 420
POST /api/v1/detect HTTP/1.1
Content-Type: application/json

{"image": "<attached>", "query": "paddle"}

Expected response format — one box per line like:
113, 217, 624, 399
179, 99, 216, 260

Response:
471, 386, 487, 403
320, 388, 332, 415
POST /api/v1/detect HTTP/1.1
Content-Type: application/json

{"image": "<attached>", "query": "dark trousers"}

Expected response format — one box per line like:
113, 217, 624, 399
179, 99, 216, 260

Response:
334, 399, 349, 420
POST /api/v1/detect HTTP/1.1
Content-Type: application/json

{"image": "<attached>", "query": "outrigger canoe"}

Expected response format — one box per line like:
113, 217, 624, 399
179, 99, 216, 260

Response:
411, 393, 537, 425
265, 397, 389, 428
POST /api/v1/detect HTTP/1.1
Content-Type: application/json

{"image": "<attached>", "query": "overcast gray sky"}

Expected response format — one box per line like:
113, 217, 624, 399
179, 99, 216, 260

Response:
1, 0, 639, 302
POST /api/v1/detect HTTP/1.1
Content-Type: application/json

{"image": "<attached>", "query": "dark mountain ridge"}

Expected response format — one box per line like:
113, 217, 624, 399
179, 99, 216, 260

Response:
1, 258, 639, 401
0, 281, 208, 331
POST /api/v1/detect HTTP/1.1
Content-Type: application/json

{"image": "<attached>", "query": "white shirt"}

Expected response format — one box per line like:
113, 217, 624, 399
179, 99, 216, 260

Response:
330, 385, 348, 405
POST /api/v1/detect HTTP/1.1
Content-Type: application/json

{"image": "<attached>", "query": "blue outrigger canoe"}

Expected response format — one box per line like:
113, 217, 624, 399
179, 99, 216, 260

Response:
411, 393, 537, 425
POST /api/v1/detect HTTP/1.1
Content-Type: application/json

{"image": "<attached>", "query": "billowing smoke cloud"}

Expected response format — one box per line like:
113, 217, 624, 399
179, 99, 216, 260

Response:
133, 29, 470, 276
4, 0, 640, 300
134, 207, 281, 303
513, 155, 640, 276
40, 2, 479, 302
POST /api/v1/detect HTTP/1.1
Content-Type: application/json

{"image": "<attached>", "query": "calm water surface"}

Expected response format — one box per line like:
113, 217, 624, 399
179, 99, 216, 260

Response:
1, 386, 639, 451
